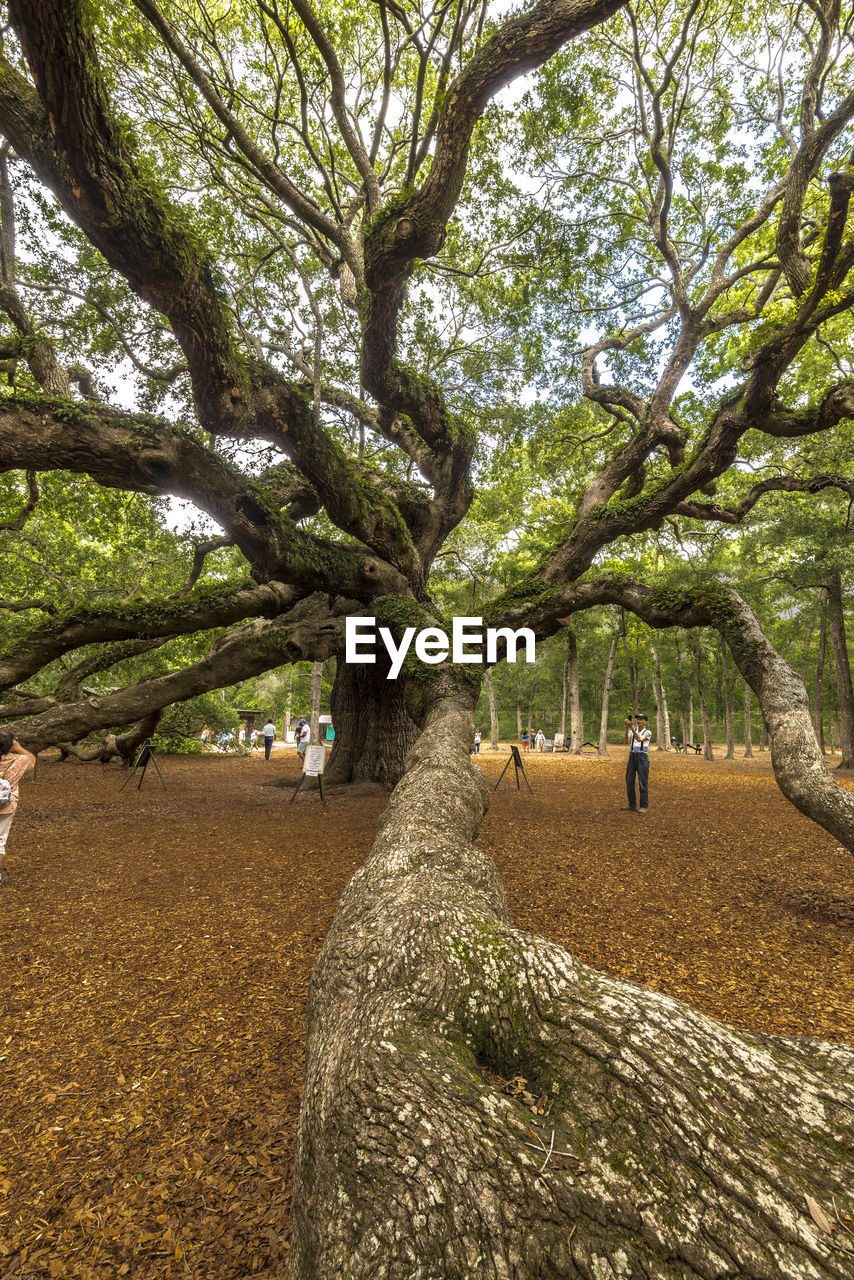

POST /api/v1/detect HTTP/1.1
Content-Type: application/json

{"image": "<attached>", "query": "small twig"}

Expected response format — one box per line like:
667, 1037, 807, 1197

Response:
538, 1127, 556, 1174
522, 1141, 583, 1160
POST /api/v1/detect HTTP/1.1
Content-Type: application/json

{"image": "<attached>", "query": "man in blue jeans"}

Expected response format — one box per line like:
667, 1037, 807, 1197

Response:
624, 713, 651, 812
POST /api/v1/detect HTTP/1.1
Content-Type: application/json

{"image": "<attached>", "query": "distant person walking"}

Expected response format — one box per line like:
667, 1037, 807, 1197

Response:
624, 713, 651, 812
0, 731, 36, 884
535, 729, 545, 752
262, 717, 276, 761
521, 730, 529, 751
295, 718, 310, 757
472, 729, 481, 754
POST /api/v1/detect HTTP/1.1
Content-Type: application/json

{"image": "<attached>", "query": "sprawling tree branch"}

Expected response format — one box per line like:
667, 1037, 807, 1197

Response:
0, 396, 409, 595
10, 591, 359, 752
0, 579, 299, 693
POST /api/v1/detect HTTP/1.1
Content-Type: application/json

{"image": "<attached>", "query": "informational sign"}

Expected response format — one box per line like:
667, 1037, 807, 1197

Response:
303, 744, 327, 777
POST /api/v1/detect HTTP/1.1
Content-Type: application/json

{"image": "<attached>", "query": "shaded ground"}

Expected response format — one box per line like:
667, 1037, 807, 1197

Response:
1, 744, 852, 1279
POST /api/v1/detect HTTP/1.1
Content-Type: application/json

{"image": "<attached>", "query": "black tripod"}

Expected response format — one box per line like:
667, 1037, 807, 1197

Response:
119, 738, 166, 792
493, 744, 532, 793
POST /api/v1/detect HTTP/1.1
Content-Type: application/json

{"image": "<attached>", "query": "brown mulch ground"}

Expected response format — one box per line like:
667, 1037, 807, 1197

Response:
1, 744, 852, 1279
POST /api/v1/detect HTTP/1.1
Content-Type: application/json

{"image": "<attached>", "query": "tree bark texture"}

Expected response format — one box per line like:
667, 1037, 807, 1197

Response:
825, 572, 854, 768
325, 658, 419, 789
744, 683, 754, 757
598, 631, 618, 757
291, 683, 854, 1279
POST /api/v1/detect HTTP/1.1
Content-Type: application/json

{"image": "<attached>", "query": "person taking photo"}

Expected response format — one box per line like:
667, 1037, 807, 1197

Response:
624, 713, 651, 812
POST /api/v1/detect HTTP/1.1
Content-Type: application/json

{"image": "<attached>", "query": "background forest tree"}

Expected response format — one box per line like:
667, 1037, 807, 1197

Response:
2, 0, 854, 1274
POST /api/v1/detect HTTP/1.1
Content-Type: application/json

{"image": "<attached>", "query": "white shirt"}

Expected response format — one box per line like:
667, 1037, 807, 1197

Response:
630, 727, 651, 753
297, 723, 310, 743
262, 722, 276, 738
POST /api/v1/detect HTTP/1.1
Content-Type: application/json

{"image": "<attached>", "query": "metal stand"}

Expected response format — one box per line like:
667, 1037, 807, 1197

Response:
494, 744, 532, 793
119, 739, 166, 792
290, 771, 327, 807
290, 744, 328, 807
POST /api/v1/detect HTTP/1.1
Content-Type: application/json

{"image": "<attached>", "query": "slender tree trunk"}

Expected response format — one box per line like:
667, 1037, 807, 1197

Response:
814, 602, 827, 754
568, 629, 582, 754
527, 684, 537, 744
559, 636, 569, 741
516, 700, 522, 741
309, 660, 323, 745
721, 639, 735, 759
689, 690, 694, 745
695, 630, 714, 760
800, 601, 819, 724
484, 668, 499, 751
743, 683, 753, 757
627, 646, 639, 718
325, 660, 419, 789
759, 721, 766, 752
826, 570, 854, 768
652, 630, 670, 750
598, 630, 619, 757
282, 667, 293, 743
675, 632, 688, 745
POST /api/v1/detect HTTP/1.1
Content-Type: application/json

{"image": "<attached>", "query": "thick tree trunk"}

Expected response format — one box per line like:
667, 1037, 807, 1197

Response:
291, 678, 854, 1280
324, 658, 419, 790
597, 630, 618, 757
568, 628, 582, 754
815, 601, 827, 754
826, 571, 854, 768
721, 638, 735, 759
484, 667, 499, 750
744, 682, 753, 757
695, 630, 714, 759
309, 660, 323, 744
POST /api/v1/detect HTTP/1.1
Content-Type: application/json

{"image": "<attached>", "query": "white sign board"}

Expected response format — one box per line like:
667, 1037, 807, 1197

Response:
303, 744, 327, 777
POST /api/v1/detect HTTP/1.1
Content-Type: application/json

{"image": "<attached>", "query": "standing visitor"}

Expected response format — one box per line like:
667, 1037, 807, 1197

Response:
521, 730, 529, 751
473, 729, 481, 754
535, 729, 545, 752
262, 717, 277, 760
200, 725, 210, 748
250, 727, 258, 749
0, 731, 36, 885
238, 726, 246, 747
296, 718, 310, 758
624, 713, 651, 812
